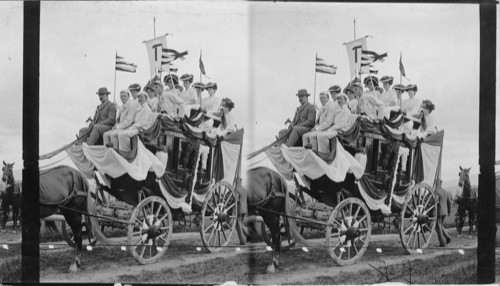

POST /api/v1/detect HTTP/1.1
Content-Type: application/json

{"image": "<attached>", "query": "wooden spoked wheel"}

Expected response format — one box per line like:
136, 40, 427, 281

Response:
62, 216, 96, 248
127, 196, 173, 264
399, 183, 437, 254
325, 197, 371, 266
200, 181, 239, 252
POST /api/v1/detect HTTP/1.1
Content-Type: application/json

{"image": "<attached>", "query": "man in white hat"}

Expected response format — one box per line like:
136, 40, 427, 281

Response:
317, 93, 352, 153
278, 89, 316, 147
103, 89, 136, 148
302, 91, 336, 152
115, 91, 153, 152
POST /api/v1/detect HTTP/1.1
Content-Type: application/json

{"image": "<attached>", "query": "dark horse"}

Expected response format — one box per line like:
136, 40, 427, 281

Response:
455, 166, 478, 235
40, 165, 106, 272
1, 161, 21, 231
236, 166, 308, 274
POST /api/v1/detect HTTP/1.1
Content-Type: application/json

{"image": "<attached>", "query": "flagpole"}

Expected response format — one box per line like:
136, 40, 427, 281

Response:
354, 18, 356, 40
313, 52, 317, 105
153, 17, 156, 38
113, 50, 117, 103
200, 49, 202, 83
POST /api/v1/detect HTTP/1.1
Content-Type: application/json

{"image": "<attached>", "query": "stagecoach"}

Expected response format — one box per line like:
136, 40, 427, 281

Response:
264, 112, 444, 265
63, 110, 244, 264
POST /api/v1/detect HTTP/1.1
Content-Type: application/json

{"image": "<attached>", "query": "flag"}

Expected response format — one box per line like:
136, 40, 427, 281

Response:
199, 50, 209, 79
144, 35, 168, 77
399, 52, 406, 77
361, 50, 388, 66
344, 36, 368, 79
315, 56, 337, 75
159, 63, 178, 73
115, 55, 137, 73
161, 48, 188, 64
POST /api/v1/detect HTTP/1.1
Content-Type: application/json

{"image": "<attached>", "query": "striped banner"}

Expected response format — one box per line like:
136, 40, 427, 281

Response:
315, 56, 337, 75
115, 55, 137, 73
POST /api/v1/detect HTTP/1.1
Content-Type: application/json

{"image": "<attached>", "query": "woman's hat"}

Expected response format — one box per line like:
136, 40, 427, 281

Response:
96, 87, 111, 95
328, 85, 341, 93
296, 89, 310, 97
363, 76, 379, 86
163, 74, 179, 84
180, 74, 194, 82
343, 85, 354, 93
205, 82, 218, 90
380, 76, 394, 83
128, 83, 141, 91
405, 84, 418, 92
393, 84, 405, 91
192, 82, 205, 89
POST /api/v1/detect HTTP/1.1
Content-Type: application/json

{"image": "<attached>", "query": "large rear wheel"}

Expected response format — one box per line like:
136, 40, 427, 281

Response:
325, 197, 371, 266
200, 181, 239, 252
399, 183, 437, 254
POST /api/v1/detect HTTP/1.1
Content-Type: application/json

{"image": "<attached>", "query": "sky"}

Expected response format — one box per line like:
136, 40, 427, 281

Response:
0, 1, 497, 185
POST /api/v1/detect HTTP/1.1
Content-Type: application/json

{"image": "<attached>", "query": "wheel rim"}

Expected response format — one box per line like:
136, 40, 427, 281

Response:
400, 183, 437, 254
128, 196, 173, 264
200, 182, 238, 252
326, 198, 371, 265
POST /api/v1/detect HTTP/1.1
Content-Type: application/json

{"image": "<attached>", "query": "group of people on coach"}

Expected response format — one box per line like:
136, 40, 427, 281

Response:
278, 75, 437, 153
78, 73, 237, 153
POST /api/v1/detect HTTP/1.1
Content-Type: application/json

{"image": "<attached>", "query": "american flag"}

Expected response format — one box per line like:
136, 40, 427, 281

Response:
115, 54, 137, 73
315, 56, 337, 75
161, 48, 188, 65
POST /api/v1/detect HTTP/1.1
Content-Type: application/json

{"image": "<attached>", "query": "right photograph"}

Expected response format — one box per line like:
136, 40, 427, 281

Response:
242, 2, 485, 284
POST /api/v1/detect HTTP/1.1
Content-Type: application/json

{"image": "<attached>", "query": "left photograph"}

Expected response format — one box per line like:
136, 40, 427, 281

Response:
1, 1, 252, 284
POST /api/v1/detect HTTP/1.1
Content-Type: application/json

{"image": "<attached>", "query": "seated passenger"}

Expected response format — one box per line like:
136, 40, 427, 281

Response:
414, 99, 437, 138
115, 91, 153, 152
144, 83, 159, 112
210, 97, 237, 137
103, 90, 137, 148
159, 74, 185, 118
200, 82, 222, 132
277, 89, 316, 147
302, 92, 336, 152
344, 85, 358, 114
379, 76, 397, 106
180, 74, 198, 105
316, 93, 351, 153
400, 84, 422, 132
78, 87, 117, 145
192, 82, 205, 109
358, 76, 384, 121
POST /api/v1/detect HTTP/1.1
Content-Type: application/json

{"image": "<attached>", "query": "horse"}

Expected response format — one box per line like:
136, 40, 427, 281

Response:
455, 166, 478, 235
236, 166, 308, 274
1, 161, 21, 231
39, 165, 107, 272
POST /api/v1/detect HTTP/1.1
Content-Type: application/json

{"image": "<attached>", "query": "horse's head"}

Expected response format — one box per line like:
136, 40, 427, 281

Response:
2, 161, 15, 184
458, 166, 471, 188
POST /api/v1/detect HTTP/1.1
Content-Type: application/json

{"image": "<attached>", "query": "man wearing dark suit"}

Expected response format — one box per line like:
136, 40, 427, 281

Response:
278, 89, 317, 147
435, 179, 452, 246
79, 87, 117, 145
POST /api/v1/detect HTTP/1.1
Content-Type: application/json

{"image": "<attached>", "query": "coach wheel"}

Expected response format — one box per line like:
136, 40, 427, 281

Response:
127, 196, 173, 264
200, 181, 239, 252
325, 197, 371, 266
399, 183, 437, 254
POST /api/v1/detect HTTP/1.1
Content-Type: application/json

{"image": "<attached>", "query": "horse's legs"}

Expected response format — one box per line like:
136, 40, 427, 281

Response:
467, 202, 476, 235
1, 197, 8, 230
262, 212, 281, 274
62, 208, 83, 272
455, 203, 466, 235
